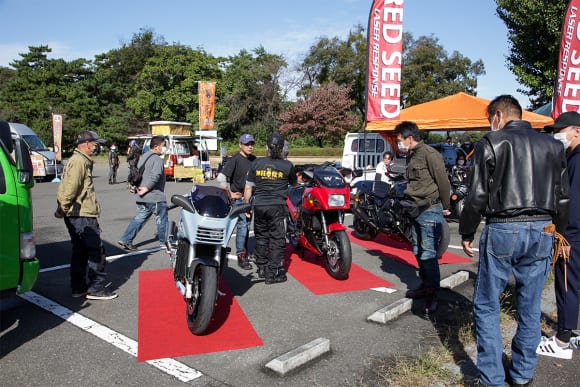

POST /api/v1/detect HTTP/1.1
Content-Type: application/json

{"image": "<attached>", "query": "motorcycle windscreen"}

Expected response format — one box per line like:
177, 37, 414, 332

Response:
313, 168, 346, 188
191, 185, 230, 217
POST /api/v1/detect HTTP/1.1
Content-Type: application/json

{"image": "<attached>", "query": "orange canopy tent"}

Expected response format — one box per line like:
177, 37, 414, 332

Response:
366, 92, 554, 131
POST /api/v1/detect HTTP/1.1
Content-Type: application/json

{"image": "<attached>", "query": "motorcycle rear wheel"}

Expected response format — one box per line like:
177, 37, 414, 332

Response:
186, 264, 218, 335
325, 230, 352, 280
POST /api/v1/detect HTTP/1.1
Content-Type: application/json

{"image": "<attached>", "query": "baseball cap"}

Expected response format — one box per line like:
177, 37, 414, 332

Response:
77, 130, 105, 144
545, 111, 580, 132
239, 133, 255, 144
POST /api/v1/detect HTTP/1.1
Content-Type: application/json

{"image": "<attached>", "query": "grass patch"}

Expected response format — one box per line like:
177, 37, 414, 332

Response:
351, 287, 523, 386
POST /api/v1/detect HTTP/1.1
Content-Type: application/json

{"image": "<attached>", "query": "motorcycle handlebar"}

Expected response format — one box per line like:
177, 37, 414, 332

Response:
229, 203, 252, 218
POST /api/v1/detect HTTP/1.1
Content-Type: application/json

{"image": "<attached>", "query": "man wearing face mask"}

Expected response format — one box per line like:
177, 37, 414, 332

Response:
394, 122, 451, 315
459, 95, 569, 386
55, 130, 118, 300
108, 144, 119, 184
118, 135, 169, 252
537, 111, 580, 359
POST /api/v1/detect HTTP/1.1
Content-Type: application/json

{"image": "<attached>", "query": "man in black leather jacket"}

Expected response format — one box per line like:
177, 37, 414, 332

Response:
459, 95, 569, 387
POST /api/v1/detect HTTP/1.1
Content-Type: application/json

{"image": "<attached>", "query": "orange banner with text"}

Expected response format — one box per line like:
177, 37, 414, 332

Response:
199, 81, 216, 129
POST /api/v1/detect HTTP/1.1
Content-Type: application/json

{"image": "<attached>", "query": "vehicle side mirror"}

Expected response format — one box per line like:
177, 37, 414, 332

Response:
14, 137, 33, 184
352, 169, 363, 178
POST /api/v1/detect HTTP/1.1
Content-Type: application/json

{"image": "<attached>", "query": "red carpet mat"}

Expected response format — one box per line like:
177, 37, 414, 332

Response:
348, 231, 472, 268
284, 245, 394, 295
138, 269, 262, 362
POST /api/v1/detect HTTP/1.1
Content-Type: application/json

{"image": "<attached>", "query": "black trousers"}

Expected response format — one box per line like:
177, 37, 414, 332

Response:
63, 216, 107, 292
555, 241, 580, 330
253, 204, 287, 276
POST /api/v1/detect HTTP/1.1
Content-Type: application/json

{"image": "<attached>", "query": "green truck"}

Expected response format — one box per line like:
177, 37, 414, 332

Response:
0, 121, 38, 296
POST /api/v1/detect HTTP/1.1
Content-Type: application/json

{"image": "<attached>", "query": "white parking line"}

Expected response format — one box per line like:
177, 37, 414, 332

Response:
39, 247, 163, 273
18, 291, 203, 383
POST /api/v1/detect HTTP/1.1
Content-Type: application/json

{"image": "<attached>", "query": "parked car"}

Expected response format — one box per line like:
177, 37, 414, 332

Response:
9, 122, 63, 181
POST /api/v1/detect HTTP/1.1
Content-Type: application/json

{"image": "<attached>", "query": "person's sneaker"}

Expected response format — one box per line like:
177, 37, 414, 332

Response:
265, 273, 287, 285
159, 242, 171, 253
536, 336, 573, 359
86, 289, 118, 300
71, 287, 88, 298
568, 336, 580, 349
237, 252, 252, 270
118, 241, 137, 251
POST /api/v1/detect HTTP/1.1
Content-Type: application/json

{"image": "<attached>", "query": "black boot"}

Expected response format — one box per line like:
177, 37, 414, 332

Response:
265, 270, 287, 285
256, 265, 266, 279
237, 252, 252, 270
424, 288, 438, 315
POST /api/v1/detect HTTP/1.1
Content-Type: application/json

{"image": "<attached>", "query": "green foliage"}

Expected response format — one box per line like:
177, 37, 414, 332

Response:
495, 0, 568, 108
401, 33, 485, 106
0, 24, 493, 151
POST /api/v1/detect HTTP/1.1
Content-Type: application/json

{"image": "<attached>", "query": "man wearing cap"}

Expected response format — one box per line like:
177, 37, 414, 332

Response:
55, 130, 118, 300
537, 111, 580, 360
217, 133, 256, 270
118, 135, 168, 252
459, 95, 569, 386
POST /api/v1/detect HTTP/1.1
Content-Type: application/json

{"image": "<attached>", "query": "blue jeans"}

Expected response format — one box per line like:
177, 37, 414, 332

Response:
410, 203, 443, 289
474, 221, 553, 386
233, 198, 250, 255
119, 201, 168, 245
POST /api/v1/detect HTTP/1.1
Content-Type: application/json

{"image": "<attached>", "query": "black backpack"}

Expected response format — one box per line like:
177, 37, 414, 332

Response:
128, 153, 155, 187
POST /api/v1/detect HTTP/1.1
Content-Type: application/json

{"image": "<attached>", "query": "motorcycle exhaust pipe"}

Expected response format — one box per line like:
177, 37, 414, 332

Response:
350, 205, 379, 232
175, 280, 186, 297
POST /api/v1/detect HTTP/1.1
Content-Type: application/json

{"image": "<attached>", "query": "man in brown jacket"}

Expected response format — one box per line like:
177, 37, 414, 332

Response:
55, 130, 118, 300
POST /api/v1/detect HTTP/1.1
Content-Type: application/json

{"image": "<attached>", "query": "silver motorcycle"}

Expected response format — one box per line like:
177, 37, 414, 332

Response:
169, 185, 250, 335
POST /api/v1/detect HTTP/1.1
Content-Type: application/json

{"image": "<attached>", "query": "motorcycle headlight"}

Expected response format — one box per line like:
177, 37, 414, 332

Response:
328, 194, 345, 207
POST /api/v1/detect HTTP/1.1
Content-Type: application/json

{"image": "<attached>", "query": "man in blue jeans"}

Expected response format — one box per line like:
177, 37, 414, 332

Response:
118, 136, 168, 251
395, 121, 451, 315
460, 95, 569, 387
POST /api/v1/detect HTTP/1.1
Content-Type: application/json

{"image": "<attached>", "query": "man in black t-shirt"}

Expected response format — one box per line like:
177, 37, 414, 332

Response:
244, 132, 297, 284
217, 133, 256, 270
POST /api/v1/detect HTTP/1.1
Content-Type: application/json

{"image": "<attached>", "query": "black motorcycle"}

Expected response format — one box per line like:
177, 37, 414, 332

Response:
350, 170, 450, 258
448, 165, 469, 219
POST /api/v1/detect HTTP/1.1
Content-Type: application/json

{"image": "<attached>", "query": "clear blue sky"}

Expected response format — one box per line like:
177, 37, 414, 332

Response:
0, 0, 533, 107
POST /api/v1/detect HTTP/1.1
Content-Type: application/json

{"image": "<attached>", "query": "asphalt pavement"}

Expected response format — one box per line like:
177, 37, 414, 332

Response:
1, 164, 579, 386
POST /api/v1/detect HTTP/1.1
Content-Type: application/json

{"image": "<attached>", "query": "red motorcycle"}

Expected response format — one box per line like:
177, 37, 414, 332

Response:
286, 164, 352, 280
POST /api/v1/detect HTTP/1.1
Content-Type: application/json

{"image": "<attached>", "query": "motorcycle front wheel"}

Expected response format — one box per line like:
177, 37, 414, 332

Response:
186, 264, 218, 335
353, 215, 378, 240
325, 230, 352, 280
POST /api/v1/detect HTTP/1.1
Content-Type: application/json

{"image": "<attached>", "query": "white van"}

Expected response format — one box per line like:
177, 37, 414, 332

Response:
9, 122, 63, 181
341, 132, 391, 171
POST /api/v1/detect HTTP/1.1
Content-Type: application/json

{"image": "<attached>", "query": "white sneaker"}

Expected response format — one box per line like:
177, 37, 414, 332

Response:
536, 336, 573, 359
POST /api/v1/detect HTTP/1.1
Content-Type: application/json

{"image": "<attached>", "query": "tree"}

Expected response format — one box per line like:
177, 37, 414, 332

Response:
0, 46, 100, 151
219, 47, 287, 143
298, 28, 485, 116
297, 24, 367, 118
126, 45, 222, 127
401, 33, 485, 107
279, 83, 358, 147
495, 0, 568, 108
